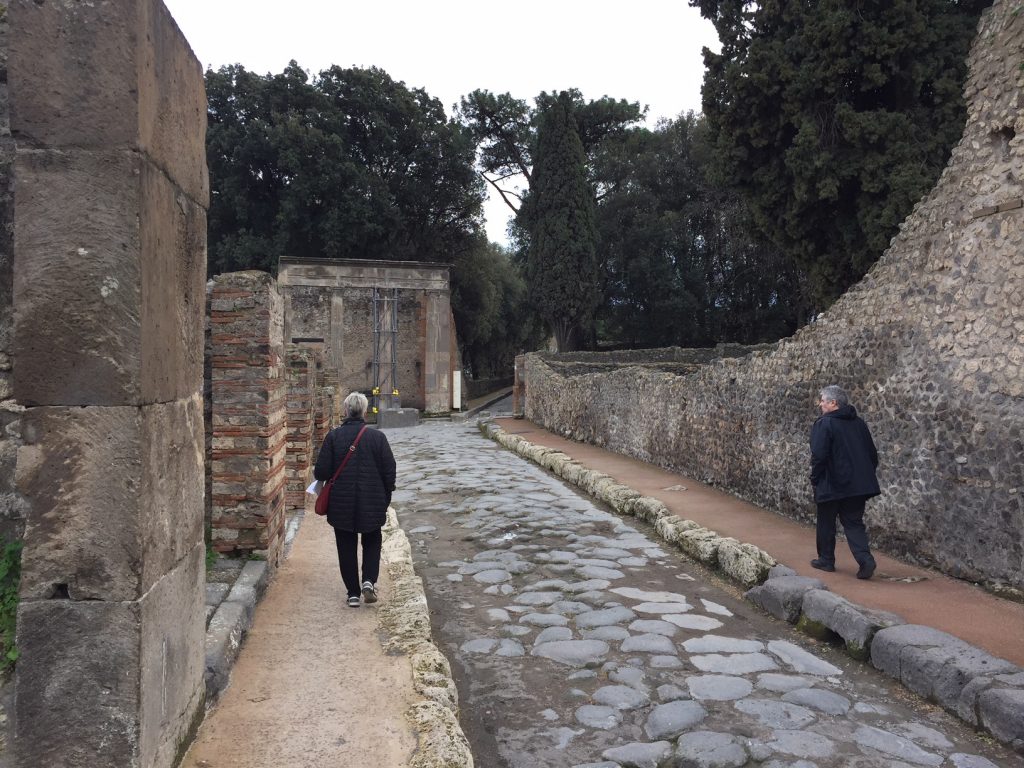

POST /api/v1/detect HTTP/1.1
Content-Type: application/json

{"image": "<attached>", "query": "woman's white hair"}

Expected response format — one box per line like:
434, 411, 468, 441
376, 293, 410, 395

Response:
344, 391, 369, 418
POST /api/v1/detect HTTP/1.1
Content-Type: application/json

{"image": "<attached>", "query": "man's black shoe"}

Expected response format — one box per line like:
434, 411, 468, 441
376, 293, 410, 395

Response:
856, 559, 877, 580
810, 558, 835, 572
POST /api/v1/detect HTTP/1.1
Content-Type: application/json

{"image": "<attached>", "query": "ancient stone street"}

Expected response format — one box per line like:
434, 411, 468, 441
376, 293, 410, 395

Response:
388, 421, 1019, 768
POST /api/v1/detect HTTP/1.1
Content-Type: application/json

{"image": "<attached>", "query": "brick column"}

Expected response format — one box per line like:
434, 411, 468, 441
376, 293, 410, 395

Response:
9, 1, 208, 765
285, 348, 316, 514
209, 272, 287, 563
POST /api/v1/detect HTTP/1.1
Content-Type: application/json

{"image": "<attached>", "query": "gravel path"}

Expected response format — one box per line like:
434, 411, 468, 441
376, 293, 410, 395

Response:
389, 421, 1019, 768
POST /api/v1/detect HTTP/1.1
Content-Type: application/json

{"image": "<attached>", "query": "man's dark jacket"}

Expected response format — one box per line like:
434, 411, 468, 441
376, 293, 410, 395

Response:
810, 405, 880, 503
314, 417, 396, 532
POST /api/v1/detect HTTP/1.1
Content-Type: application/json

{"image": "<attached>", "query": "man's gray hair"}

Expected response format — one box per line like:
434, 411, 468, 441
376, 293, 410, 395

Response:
344, 391, 369, 418
820, 385, 849, 407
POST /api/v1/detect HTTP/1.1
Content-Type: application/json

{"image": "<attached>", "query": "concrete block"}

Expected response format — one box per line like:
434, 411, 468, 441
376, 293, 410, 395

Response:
745, 575, 827, 623
15, 599, 141, 767
17, 396, 204, 601
377, 408, 419, 428
13, 153, 206, 406
801, 589, 903, 658
8, 0, 209, 202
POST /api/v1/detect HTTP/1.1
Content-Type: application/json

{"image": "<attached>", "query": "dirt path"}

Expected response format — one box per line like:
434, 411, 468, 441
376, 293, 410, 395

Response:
181, 514, 418, 768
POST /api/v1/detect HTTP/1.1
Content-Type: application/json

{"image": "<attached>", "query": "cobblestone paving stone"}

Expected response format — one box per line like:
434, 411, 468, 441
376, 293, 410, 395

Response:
388, 422, 1021, 768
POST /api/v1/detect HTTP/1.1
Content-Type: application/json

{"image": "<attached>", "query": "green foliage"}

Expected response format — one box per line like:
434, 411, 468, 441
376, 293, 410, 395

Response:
0, 539, 22, 672
205, 62, 484, 275
691, 0, 986, 311
205, 541, 218, 570
523, 94, 601, 352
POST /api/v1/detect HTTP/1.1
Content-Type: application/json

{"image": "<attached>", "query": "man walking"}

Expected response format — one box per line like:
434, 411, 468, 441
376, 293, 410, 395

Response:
810, 385, 880, 579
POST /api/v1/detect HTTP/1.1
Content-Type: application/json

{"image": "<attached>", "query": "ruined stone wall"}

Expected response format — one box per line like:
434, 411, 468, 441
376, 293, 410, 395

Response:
524, 1, 1024, 592
285, 349, 316, 514
209, 272, 287, 563
8, 1, 209, 764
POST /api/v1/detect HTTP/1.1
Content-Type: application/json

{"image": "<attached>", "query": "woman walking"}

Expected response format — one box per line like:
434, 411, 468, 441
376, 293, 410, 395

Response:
314, 392, 397, 606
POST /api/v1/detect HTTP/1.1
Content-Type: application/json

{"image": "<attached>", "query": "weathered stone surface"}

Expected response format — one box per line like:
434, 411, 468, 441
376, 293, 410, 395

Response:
690, 652, 778, 674
644, 700, 707, 740
622, 633, 678, 655
601, 741, 672, 768
977, 687, 1024, 750
734, 699, 816, 729
13, 153, 207, 406
8, 0, 209, 202
765, 730, 836, 760
593, 685, 651, 711
781, 687, 851, 715
686, 675, 753, 701
576, 705, 622, 729
532, 639, 610, 667
716, 538, 776, 587
853, 725, 943, 766
745, 576, 827, 624
577, 606, 637, 628
682, 635, 763, 654
675, 731, 748, 768
767, 640, 842, 676
801, 588, 903, 656
17, 397, 204, 600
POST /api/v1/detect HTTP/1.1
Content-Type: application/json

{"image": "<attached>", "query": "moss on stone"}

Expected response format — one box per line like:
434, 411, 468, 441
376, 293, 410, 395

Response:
796, 614, 835, 642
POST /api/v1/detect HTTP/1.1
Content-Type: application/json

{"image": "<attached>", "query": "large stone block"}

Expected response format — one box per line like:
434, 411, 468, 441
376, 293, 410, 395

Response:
13, 152, 206, 406
978, 687, 1024, 752
745, 574, 827, 623
16, 395, 204, 601
801, 589, 903, 658
8, 0, 208, 203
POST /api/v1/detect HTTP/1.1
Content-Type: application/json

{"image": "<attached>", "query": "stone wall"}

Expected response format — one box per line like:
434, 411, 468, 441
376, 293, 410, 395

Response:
523, 1, 1024, 593
209, 272, 287, 563
278, 258, 457, 413
8, 1, 209, 765
285, 349, 317, 514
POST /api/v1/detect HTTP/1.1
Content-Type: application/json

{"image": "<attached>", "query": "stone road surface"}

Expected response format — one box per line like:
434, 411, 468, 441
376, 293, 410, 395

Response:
389, 420, 1021, 768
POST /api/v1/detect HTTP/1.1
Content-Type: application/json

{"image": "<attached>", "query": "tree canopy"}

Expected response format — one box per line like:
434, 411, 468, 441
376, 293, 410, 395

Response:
205, 62, 484, 274
690, 0, 985, 311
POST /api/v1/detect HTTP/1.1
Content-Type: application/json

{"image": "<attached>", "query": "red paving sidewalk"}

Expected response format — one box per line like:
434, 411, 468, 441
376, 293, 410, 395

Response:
495, 418, 1024, 668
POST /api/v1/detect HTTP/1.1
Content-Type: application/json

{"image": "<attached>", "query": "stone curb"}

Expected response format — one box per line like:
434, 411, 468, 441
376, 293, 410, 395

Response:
204, 559, 271, 705
379, 506, 475, 768
479, 419, 1024, 755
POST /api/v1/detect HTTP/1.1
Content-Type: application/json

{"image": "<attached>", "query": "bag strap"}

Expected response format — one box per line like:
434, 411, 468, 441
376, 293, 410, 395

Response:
327, 424, 369, 485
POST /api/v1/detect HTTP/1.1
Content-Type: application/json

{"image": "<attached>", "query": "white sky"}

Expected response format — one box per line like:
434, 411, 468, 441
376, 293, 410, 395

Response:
162, 0, 721, 244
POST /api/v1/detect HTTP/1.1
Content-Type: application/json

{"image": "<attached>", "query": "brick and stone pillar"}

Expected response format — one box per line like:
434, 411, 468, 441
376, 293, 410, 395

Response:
209, 272, 287, 563
285, 348, 316, 514
9, 1, 209, 765
513, 354, 527, 418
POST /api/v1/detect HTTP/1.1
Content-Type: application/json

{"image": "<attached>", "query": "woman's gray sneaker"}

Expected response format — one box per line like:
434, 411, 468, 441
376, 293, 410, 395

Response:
361, 581, 378, 603
347, 596, 361, 607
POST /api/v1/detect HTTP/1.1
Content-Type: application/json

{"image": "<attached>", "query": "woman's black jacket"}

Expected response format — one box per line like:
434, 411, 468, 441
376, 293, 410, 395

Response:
810, 405, 880, 503
313, 417, 396, 532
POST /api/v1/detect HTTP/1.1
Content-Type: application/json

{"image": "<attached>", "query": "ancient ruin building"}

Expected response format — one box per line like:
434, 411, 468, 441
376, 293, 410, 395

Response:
279, 257, 459, 414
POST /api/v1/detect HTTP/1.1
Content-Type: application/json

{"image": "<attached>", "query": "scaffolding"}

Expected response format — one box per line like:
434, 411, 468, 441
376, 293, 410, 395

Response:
371, 287, 399, 414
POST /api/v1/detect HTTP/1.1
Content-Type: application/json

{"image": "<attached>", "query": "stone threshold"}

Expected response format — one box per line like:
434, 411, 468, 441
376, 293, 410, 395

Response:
480, 419, 1024, 755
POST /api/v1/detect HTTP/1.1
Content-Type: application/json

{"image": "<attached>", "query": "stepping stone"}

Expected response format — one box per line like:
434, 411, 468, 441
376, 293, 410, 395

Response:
611, 587, 690, 603
682, 635, 763, 654
664, 615, 724, 632
601, 741, 672, 768
700, 599, 733, 616
766, 640, 842, 676
644, 700, 708, 740
533, 639, 610, 667
649, 655, 684, 669
575, 704, 622, 729
853, 725, 942, 766
675, 731, 748, 768
521, 613, 570, 627
634, 602, 691, 614
577, 606, 637, 628
690, 653, 778, 674
629, 620, 678, 637
593, 684, 651, 710
756, 673, 816, 693
622, 633, 678, 654
473, 569, 512, 584
535, 627, 574, 645
734, 699, 816, 729
765, 730, 836, 759
460, 638, 498, 654
782, 687, 851, 715
687, 675, 754, 701
583, 626, 631, 642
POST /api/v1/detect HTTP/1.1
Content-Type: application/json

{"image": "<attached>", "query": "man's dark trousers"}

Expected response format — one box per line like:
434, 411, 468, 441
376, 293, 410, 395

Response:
816, 496, 872, 566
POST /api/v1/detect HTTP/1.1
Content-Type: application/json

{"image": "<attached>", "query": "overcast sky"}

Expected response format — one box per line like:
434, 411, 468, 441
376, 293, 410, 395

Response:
162, 0, 721, 244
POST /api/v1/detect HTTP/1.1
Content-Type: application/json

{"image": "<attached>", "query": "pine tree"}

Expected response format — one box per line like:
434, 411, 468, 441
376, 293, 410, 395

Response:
524, 93, 600, 352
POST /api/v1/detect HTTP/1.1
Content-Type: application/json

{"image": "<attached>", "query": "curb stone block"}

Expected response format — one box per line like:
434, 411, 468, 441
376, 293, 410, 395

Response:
204, 601, 247, 702
978, 687, 1024, 753
745, 575, 828, 623
801, 589, 903, 658
768, 564, 797, 578
605, 484, 642, 514
677, 528, 720, 565
717, 539, 776, 587
633, 496, 670, 523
